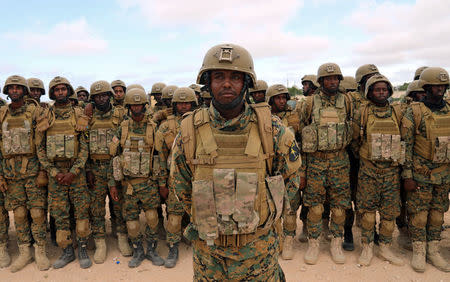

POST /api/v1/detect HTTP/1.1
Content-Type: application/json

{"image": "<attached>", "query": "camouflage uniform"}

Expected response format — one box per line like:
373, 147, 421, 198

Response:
0, 191, 7, 244
171, 103, 301, 280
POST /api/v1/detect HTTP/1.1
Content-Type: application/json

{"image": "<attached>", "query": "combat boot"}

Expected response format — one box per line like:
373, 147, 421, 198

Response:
330, 237, 346, 264
0, 242, 11, 268
281, 235, 294, 260
426, 241, 450, 272
145, 240, 164, 266
77, 239, 92, 269
342, 227, 354, 251
10, 244, 33, 273
322, 219, 332, 241
298, 223, 308, 243
304, 238, 320, 265
53, 245, 75, 269
411, 241, 426, 272
164, 243, 179, 268
93, 238, 107, 264
358, 242, 373, 266
117, 233, 132, 257
34, 244, 50, 271
128, 241, 145, 268
378, 243, 404, 266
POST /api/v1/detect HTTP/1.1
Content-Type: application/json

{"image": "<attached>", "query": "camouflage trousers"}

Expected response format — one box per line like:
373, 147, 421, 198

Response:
0, 192, 9, 244
123, 178, 160, 242
407, 181, 449, 242
88, 161, 126, 239
356, 162, 401, 244
304, 151, 351, 239
192, 229, 285, 281
5, 176, 47, 245
48, 167, 90, 246
166, 187, 185, 245
283, 188, 301, 237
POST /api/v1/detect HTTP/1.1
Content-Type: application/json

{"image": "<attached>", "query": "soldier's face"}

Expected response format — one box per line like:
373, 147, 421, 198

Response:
77, 91, 89, 102
8, 84, 24, 102
369, 82, 390, 104
210, 70, 244, 105
251, 91, 265, 103
204, 98, 212, 107
322, 75, 340, 94
53, 84, 69, 102
113, 86, 125, 100
411, 91, 426, 102
130, 104, 145, 116
29, 88, 42, 100
271, 94, 287, 112
302, 81, 311, 94
176, 102, 192, 115
429, 85, 447, 99
93, 92, 110, 107
153, 93, 162, 103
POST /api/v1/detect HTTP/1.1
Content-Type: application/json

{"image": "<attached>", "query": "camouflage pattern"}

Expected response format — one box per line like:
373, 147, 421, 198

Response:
0, 191, 8, 243
401, 103, 450, 242
170, 103, 300, 280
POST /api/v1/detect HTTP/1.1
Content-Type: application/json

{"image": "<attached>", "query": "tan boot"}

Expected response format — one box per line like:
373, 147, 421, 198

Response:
330, 237, 345, 264
298, 223, 308, 243
304, 238, 320, 265
378, 243, 404, 266
281, 235, 294, 260
34, 244, 50, 271
93, 238, 107, 264
411, 241, 426, 273
10, 244, 33, 273
0, 242, 11, 268
322, 219, 332, 241
427, 240, 450, 272
358, 242, 373, 266
117, 233, 132, 257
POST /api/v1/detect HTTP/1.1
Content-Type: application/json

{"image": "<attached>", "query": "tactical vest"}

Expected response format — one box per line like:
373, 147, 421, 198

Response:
302, 94, 352, 152
276, 107, 300, 134
412, 102, 450, 163
359, 105, 405, 164
119, 118, 155, 177
0, 106, 35, 158
162, 115, 179, 149
89, 109, 120, 160
181, 107, 285, 245
46, 109, 79, 161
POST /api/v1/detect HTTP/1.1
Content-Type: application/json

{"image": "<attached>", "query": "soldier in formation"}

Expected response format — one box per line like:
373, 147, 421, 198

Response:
248, 80, 268, 104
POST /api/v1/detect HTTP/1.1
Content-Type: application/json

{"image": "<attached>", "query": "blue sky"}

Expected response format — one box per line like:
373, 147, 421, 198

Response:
1, 0, 448, 100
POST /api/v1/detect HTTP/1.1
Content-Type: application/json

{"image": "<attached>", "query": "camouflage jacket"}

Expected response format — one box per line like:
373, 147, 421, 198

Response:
346, 90, 367, 109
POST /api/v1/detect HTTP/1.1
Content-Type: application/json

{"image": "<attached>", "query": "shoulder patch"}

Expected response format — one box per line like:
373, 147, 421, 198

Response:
289, 141, 300, 162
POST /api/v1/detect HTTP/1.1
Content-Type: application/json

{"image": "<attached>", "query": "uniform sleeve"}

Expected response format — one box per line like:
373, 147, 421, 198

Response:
169, 132, 193, 215
69, 132, 88, 175
401, 107, 415, 179
350, 108, 362, 158
155, 127, 170, 187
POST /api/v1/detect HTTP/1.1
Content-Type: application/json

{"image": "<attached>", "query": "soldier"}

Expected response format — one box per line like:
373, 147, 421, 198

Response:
301, 74, 319, 97
152, 85, 177, 126
111, 80, 126, 109
404, 80, 426, 104
401, 67, 450, 272
27, 78, 47, 106
155, 87, 198, 268
189, 84, 203, 107
351, 74, 405, 266
36, 76, 92, 269
0, 181, 9, 268
299, 63, 354, 265
150, 82, 167, 113
341, 76, 358, 93
0, 75, 50, 272
249, 80, 268, 104
414, 66, 428, 80
75, 86, 89, 103
85, 81, 132, 264
200, 87, 212, 108
109, 88, 164, 268
170, 43, 301, 280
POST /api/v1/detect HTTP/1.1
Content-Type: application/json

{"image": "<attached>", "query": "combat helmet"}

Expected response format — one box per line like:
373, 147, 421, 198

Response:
172, 87, 198, 105
3, 75, 30, 95
89, 81, 113, 99
364, 74, 393, 98
201, 89, 212, 98
48, 76, 75, 100
249, 80, 268, 94
111, 80, 126, 92
301, 74, 319, 88
355, 64, 379, 84
27, 77, 45, 94
414, 66, 428, 80
197, 43, 256, 87
162, 85, 178, 100
124, 88, 148, 106
151, 82, 166, 95
341, 76, 358, 92
317, 63, 343, 83
127, 84, 145, 92
406, 80, 425, 97
266, 84, 290, 103
189, 84, 202, 94
418, 67, 449, 88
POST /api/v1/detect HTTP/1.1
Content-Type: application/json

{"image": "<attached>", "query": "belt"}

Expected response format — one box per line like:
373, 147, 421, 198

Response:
54, 160, 74, 169
310, 150, 343, 160
214, 227, 270, 248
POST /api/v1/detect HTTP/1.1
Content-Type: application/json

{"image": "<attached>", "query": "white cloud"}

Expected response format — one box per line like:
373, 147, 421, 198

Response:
347, 0, 450, 67
4, 18, 108, 55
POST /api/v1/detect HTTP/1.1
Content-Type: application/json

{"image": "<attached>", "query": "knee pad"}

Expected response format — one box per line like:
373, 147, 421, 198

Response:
76, 219, 91, 238
379, 220, 395, 237
56, 230, 72, 248
126, 220, 140, 239
428, 210, 444, 227
331, 208, 346, 225
30, 208, 45, 225
13, 206, 28, 224
283, 214, 297, 231
361, 212, 376, 230
145, 209, 159, 229
307, 204, 324, 223
411, 211, 428, 228
167, 214, 182, 234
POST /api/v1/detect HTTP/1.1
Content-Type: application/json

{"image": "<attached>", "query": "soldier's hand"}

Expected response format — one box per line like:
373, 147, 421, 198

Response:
56, 173, 65, 185
109, 186, 119, 202
159, 185, 169, 199
84, 103, 93, 117
86, 171, 95, 188
61, 172, 76, 185
299, 177, 307, 190
404, 178, 417, 192
0, 176, 8, 192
